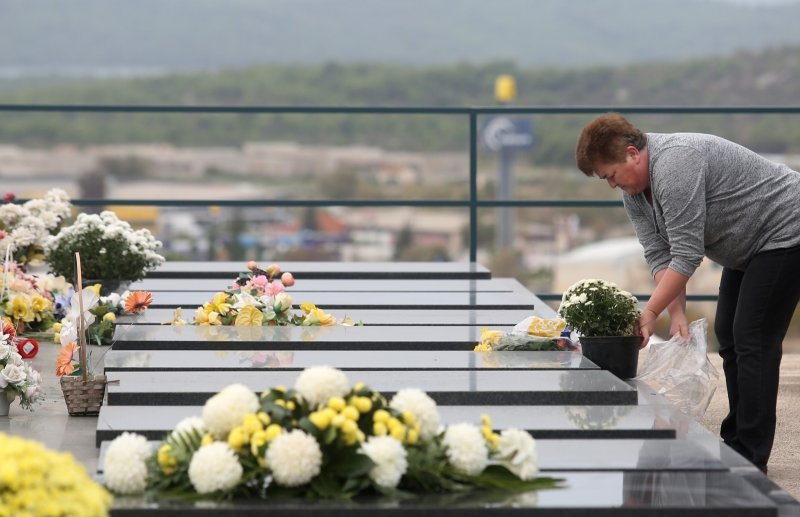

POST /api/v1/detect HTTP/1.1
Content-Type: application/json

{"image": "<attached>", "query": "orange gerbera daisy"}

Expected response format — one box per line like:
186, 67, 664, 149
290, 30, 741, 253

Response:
124, 291, 153, 314
56, 342, 78, 377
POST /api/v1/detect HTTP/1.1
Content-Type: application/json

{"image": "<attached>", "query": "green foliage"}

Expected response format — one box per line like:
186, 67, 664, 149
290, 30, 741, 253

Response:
558, 279, 641, 337
45, 212, 164, 283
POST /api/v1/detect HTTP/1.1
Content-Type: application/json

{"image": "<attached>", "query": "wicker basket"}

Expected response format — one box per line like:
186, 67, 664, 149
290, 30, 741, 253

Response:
60, 375, 108, 416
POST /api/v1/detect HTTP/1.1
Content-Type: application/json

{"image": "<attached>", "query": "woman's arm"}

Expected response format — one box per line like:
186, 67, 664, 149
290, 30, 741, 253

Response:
639, 267, 690, 345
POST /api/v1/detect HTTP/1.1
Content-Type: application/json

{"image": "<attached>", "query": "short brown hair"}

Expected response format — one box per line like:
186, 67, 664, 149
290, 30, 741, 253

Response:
575, 113, 647, 176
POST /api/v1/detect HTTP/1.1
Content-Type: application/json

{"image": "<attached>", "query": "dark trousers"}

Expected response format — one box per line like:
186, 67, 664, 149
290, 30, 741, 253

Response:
716, 244, 800, 469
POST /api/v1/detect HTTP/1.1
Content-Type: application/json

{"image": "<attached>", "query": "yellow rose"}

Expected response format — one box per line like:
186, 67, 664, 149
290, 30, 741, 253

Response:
6, 296, 34, 322
234, 305, 263, 327
103, 312, 117, 322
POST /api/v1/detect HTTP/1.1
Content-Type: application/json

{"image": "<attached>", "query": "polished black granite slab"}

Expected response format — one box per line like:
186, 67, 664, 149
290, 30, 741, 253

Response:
105, 370, 637, 406
107, 470, 779, 516
148, 261, 491, 279
131, 278, 521, 293
104, 350, 597, 372
117, 308, 556, 326
111, 324, 513, 350
98, 437, 750, 474
146, 290, 539, 310
96, 404, 687, 446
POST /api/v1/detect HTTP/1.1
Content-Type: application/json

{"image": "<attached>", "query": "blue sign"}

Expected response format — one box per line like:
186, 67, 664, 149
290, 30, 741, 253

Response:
482, 117, 534, 152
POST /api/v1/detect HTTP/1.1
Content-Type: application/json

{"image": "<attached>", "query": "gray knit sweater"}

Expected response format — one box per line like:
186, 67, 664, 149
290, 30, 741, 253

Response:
623, 133, 800, 277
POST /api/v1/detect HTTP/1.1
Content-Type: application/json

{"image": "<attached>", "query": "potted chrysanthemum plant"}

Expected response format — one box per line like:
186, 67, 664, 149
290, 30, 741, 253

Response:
44, 211, 164, 295
557, 279, 642, 379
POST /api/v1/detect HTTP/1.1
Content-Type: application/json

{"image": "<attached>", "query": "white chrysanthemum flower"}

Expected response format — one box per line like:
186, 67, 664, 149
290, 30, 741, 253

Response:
389, 388, 440, 440
188, 442, 243, 494
103, 432, 152, 494
265, 429, 322, 487
494, 428, 539, 481
171, 416, 206, 441
359, 436, 408, 488
202, 383, 259, 439
293, 366, 349, 408
442, 423, 488, 476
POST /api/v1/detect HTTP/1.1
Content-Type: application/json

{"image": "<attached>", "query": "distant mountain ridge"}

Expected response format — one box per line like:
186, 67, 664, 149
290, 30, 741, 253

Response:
4, 0, 800, 74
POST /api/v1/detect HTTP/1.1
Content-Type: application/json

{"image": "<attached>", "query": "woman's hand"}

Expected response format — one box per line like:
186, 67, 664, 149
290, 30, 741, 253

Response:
669, 312, 689, 340
638, 308, 658, 348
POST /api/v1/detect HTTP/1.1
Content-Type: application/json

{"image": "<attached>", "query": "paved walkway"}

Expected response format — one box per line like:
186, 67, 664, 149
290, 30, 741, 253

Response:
701, 353, 800, 500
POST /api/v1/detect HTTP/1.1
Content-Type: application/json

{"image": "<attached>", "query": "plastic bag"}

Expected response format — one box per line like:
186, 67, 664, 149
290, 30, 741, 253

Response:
634, 318, 720, 419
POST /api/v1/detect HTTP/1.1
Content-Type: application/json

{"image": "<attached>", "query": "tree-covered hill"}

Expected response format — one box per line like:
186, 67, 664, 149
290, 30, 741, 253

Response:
2, 46, 800, 164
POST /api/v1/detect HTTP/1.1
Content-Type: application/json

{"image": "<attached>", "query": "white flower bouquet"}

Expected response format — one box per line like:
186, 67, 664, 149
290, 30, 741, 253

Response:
558, 278, 640, 337
45, 211, 165, 283
0, 322, 44, 410
103, 366, 561, 500
0, 188, 72, 266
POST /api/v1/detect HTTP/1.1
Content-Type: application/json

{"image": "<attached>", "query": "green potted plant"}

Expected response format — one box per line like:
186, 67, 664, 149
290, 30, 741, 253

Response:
557, 278, 642, 379
44, 211, 165, 295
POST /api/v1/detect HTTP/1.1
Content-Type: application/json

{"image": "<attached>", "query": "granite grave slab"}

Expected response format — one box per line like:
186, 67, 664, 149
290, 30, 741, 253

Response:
97, 437, 750, 474
106, 470, 780, 516
117, 308, 556, 326
130, 278, 522, 293
147, 261, 491, 280
144, 289, 539, 310
95, 404, 684, 446
105, 370, 637, 406
111, 324, 512, 351
103, 350, 596, 372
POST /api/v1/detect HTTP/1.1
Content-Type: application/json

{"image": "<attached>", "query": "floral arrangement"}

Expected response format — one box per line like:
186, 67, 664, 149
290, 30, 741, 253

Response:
474, 316, 575, 352
103, 366, 559, 500
0, 320, 44, 410
0, 262, 73, 334
54, 285, 154, 356
557, 279, 640, 337
0, 188, 72, 266
45, 210, 165, 284
0, 432, 112, 515
191, 262, 347, 327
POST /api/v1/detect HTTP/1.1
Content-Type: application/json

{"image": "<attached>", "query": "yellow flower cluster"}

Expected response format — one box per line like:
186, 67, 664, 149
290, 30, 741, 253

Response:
156, 444, 177, 475
194, 293, 231, 326
307, 386, 421, 446
0, 433, 112, 517
3, 293, 52, 324
480, 414, 500, 450
474, 328, 504, 351
227, 411, 284, 462
299, 302, 337, 326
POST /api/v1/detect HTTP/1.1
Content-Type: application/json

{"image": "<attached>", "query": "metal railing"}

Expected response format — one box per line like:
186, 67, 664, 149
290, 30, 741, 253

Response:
5, 103, 799, 301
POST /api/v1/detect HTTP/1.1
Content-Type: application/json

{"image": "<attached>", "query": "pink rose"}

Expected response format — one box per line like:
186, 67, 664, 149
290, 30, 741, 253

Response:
265, 280, 285, 297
